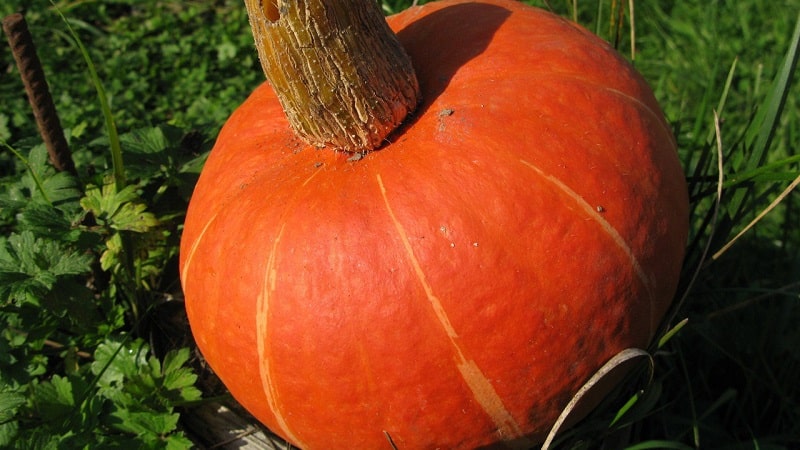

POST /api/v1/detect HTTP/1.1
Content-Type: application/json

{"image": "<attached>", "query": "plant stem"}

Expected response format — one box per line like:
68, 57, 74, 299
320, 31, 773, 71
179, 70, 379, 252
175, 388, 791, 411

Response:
244, 0, 421, 152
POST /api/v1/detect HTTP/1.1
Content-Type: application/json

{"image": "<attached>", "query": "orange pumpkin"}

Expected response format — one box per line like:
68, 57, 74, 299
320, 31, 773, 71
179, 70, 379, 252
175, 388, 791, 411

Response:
179, 0, 688, 448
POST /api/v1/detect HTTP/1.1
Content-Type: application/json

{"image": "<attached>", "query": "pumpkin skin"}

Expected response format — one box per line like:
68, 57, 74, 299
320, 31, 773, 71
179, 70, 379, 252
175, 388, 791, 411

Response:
179, 0, 689, 448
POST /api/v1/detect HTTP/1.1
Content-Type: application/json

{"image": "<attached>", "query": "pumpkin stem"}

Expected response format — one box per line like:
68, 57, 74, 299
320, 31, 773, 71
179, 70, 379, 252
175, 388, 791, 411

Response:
244, 0, 421, 152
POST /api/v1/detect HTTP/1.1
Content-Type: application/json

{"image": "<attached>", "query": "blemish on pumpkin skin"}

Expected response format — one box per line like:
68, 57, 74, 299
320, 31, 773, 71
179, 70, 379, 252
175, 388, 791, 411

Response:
437, 108, 455, 132
347, 151, 367, 162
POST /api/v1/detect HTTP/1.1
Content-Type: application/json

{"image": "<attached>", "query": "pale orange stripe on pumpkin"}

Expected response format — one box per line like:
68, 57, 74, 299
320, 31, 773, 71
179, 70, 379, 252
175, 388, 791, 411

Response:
376, 174, 530, 446
518, 159, 657, 334
180, 212, 217, 287
256, 222, 308, 447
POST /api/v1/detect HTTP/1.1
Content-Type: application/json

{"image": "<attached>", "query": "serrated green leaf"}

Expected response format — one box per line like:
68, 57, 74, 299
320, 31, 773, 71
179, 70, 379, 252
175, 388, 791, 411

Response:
121, 126, 170, 155
41, 278, 101, 330
80, 181, 136, 219
32, 374, 85, 422
81, 181, 159, 233
111, 200, 159, 232
0, 391, 26, 420
161, 349, 201, 402
15, 201, 73, 238
92, 338, 150, 388
0, 420, 19, 448
0, 231, 92, 277
5, 144, 81, 210
0, 231, 93, 305
164, 432, 194, 450
110, 409, 180, 436
25, 144, 49, 173
18, 432, 62, 450
119, 127, 174, 183
40, 171, 82, 206
3, 143, 53, 205
161, 348, 190, 377
99, 232, 124, 272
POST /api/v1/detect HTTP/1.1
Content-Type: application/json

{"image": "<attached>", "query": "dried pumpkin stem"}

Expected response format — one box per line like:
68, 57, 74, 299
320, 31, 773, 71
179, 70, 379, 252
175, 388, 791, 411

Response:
244, 0, 421, 152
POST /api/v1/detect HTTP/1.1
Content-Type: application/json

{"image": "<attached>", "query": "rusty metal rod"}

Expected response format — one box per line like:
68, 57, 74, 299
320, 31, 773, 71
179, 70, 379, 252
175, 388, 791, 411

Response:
3, 13, 77, 175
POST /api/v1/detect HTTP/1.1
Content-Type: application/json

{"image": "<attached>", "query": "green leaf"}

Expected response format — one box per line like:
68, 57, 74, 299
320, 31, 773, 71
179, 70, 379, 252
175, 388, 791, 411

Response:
0, 391, 26, 421
0, 420, 19, 448
32, 374, 87, 422
92, 338, 149, 388
80, 181, 159, 233
161, 349, 201, 403
115, 126, 177, 183
99, 232, 124, 272
111, 200, 160, 233
40, 171, 82, 207
161, 348, 190, 378
2, 144, 81, 210
0, 231, 93, 305
110, 409, 181, 436
121, 126, 170, 156
2, 143, 53, 205
14, 201, 74, 239
164, 432, 195, 450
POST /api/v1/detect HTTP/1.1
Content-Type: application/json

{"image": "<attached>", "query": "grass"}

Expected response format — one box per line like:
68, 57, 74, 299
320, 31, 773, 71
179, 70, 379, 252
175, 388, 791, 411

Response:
1, 0, 799, 448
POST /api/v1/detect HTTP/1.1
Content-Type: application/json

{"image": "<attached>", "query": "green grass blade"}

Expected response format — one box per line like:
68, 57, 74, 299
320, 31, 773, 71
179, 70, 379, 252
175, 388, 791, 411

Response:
713, 173, 800, 260
608, 380, 663, 430
658, 318, 689, 349
625, 441, 694, 450
724, 154, 800, 187
727, 11, 800, 217
744, 11, 800, 167
541, 348, 651, 450
707, 57, 738, 143
52, 6, 126, 190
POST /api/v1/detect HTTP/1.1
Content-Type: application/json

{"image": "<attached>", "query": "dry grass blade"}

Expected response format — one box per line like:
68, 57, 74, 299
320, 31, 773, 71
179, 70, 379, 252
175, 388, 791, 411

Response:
383, 430, 399, 450
628, 0, 635, 60
711, 172, 800, 260
706, 281, 800, 319
541, 348, 651, 450
669, 111, 725, 323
